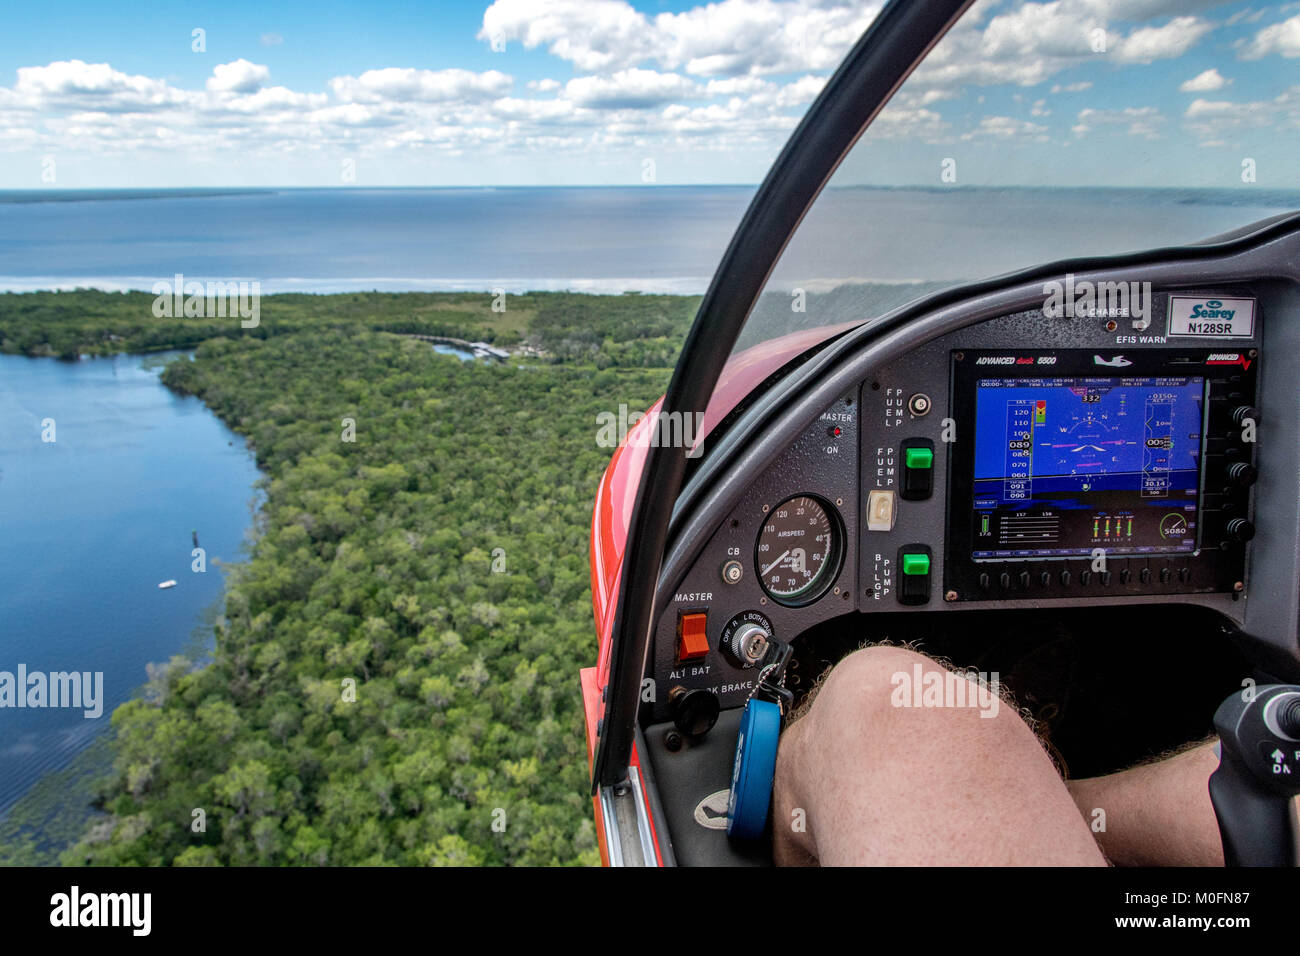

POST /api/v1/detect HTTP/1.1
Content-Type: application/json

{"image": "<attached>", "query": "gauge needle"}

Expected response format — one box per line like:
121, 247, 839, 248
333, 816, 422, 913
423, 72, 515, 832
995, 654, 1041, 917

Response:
762, 550, 791, 576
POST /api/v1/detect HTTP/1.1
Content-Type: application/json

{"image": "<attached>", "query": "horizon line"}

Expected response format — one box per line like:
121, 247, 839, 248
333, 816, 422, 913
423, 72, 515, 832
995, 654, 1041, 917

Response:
3, 183, 1297, 194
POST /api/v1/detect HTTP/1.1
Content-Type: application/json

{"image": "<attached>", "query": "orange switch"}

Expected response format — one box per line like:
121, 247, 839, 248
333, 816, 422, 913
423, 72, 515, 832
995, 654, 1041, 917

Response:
677, 612, 709, 661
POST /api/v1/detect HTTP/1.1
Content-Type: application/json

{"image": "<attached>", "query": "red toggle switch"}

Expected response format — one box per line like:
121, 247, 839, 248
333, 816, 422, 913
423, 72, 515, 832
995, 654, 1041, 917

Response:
677, 612, 709, 661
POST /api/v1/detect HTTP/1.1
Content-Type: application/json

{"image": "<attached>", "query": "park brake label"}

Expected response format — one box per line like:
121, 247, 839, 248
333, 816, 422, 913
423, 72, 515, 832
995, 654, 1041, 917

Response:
1167, 296, 1255, 338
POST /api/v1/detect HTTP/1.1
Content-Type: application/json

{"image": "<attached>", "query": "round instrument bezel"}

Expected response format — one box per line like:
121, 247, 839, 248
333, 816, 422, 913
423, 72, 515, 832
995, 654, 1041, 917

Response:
753, 493, 845, 608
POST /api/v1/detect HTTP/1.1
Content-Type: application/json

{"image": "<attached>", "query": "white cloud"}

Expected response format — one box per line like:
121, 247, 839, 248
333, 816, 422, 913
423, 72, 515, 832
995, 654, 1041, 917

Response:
1180, 68, 1229, 92
869, 105, 948, 141
907, 3, 1216, 95
490, 96, 577, 122
480, 0, 652, 71
1183, 85, 1300, 142
1112, 16, 1213, 64
563, 69, 696, 109
1073, 105, 1164, 138
209, 86, 327, 114
479, 0, 882, 76
14, 60, 186, 111
207, 59, 271, 94
311, 103, 406, 128
704, 75, 769, 97
1078, 0, 1227, 19
0, 0, 1279, 184
961, 115, 1051, 141
330, 68, 512, 103
1238, 13, 1300, 59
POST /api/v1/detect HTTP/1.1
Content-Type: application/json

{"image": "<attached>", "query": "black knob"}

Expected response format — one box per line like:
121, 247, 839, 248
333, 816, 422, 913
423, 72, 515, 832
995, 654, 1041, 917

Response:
669, 687, 719, 738
1232, 406, 1259, 426
1227, 462, 1257, 488
1226, 518, 1256, 543
1278, 697, 1300, 739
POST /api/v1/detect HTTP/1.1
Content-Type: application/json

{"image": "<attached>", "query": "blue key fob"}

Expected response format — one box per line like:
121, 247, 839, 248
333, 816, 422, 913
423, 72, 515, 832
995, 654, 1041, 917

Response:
727, 697, 782, 840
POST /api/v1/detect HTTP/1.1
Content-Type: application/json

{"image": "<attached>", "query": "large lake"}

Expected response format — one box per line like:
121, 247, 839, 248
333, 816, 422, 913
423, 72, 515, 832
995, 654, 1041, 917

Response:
0, 352, 260, 817
1, 186, 1298, 294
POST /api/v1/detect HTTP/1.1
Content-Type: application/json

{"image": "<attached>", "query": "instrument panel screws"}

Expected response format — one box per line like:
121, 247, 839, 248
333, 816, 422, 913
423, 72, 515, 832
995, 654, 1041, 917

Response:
944, 590, 958, 602
836, 497, 843, 506
1234, 581, 1244, 592
664, 730, 683, 752
761, 504, 770, 513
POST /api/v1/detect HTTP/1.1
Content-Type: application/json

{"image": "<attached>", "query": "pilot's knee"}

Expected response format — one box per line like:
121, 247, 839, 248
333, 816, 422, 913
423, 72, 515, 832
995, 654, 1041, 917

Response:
805, 644, 935, 732
798, 644, 1016, 759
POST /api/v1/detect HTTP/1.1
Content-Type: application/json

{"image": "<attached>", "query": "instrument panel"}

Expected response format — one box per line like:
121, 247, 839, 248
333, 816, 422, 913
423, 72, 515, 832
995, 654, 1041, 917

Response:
645, 287, 1267, 725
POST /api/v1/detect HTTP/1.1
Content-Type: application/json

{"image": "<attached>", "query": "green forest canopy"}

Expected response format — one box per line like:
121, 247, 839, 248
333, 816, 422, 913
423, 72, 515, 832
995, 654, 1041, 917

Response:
0, 290, 696, 865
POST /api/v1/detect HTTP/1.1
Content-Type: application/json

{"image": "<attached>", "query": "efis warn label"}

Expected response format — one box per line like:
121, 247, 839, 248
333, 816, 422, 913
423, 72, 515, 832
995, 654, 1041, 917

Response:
1167, 295, 1255, 338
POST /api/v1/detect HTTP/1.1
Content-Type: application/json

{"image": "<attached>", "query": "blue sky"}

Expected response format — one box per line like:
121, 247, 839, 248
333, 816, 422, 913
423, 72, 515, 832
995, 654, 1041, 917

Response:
0, 0, 1297, 189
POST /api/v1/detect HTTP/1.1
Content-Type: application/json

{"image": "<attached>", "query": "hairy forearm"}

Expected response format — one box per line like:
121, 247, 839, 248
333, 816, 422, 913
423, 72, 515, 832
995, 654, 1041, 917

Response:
1066, 739, 1224, 867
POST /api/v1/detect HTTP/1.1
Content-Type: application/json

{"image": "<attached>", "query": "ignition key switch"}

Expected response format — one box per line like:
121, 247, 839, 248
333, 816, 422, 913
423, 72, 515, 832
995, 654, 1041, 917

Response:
720, 611, 775, 668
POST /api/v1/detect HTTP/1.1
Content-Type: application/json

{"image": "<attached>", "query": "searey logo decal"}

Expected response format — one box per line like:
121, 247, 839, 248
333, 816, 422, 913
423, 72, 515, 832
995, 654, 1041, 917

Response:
1167, 296, 1255, 338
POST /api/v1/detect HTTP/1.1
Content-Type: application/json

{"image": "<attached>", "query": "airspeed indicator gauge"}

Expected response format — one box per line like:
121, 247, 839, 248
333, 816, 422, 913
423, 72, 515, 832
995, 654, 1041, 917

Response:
754, 495, 844, 607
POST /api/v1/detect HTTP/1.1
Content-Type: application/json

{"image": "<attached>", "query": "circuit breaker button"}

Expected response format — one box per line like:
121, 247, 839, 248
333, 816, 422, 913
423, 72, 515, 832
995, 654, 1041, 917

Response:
867, 489, 897, 532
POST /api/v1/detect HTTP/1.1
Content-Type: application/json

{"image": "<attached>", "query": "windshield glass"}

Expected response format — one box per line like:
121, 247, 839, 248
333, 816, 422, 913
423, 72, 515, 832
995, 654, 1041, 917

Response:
719, 0, 1300, 380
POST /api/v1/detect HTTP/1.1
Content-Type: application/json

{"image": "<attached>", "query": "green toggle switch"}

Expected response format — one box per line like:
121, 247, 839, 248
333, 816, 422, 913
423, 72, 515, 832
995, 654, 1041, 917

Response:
901, 439, 935, 501
902, 553, 930, 576
905, 446, 933, 470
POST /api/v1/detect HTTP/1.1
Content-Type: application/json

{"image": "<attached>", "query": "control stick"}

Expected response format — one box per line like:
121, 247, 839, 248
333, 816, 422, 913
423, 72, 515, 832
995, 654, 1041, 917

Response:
1208, 684, 1300, 866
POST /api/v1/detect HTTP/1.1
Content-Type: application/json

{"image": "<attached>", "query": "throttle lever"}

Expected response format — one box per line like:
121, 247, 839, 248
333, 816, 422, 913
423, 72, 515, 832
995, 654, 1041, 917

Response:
1208, 683, 1300, 867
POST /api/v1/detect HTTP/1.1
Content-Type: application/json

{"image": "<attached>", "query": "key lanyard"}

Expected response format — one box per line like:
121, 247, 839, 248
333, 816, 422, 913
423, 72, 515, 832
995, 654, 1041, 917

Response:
727, 637, 793, 840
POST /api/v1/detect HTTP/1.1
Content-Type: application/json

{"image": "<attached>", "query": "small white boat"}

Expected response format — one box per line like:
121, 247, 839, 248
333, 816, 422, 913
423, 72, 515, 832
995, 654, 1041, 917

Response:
158, 580, 177, 589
